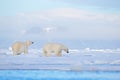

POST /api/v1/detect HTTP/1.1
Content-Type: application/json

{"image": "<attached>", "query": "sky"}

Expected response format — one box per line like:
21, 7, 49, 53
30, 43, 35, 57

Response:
0, 0, 120, 48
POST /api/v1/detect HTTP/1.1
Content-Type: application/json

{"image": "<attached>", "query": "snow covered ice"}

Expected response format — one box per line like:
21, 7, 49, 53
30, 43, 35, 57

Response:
0, 48, 120, 71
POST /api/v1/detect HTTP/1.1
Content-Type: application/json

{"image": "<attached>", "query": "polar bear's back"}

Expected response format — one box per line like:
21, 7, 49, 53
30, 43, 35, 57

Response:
12, 42, 24, 46
43, 43, 63, 51
12, 42, 24, 51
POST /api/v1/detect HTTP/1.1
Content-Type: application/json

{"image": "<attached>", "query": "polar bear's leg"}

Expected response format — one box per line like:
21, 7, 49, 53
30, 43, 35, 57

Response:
43, 50, 51, 57
12, 47, 19, 55
56, 53, 62, 56
45, 50, 51, 57
13, 51, 17, 55
43, 50, 48, 56
24, 47, 28, 54
13, 50, 21, 55
55, 50, 62, 57
46, 52, 51, 57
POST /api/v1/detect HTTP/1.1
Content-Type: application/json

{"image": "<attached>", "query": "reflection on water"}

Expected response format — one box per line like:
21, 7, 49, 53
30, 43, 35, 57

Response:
0, 70, 120, 80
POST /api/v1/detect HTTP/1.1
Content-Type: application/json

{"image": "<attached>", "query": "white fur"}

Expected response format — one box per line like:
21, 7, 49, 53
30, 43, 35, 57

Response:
12, 41, 33, 55
43, 43, 69, 57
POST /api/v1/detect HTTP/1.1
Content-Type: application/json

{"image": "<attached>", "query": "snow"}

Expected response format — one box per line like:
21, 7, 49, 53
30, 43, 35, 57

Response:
0, 48, 120, 71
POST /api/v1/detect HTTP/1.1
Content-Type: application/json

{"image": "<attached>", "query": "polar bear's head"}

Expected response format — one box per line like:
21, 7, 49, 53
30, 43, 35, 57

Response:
64, 48, 69, 53
62, 45, 69, 53
25, 41, 34, 46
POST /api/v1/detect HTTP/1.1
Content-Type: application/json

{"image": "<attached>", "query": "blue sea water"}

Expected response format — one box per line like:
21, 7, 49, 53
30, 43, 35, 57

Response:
0, 70, 120, 80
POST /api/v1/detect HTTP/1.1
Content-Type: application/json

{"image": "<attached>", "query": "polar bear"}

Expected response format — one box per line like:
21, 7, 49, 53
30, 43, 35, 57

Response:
43, 43, 69, 57
12, 41, 34, 55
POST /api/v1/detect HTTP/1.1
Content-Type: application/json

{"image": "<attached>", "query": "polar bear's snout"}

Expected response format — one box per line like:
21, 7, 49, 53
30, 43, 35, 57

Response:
32, 42, 34, 44
67, 50, 69, 53
64, 48, 69, 53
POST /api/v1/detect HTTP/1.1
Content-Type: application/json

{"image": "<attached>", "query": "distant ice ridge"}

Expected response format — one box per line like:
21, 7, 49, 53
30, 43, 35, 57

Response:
70, 48, 120, 53
0, 48, 120, 55
110, 60, 120, 65
80, 48, 120, 53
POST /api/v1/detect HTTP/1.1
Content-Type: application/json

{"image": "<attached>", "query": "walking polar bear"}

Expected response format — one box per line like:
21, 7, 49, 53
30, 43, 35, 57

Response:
12, 41, 34, 55
43, 43, 69, 57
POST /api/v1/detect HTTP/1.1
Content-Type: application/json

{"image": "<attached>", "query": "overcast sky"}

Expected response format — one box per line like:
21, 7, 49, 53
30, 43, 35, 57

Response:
0, 0, 120, 42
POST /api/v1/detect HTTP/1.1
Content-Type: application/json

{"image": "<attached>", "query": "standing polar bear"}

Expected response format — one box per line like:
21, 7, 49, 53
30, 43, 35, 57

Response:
12, 41, 34, 55
43, 43, 69, 57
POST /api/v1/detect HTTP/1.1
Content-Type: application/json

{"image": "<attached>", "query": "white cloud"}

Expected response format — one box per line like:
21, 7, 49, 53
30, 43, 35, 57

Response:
0, 8, 120, 40
43, 27, 57, 32
47, 8, 120, 23
21, 30, 27, 35
15, 8, 120, 24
